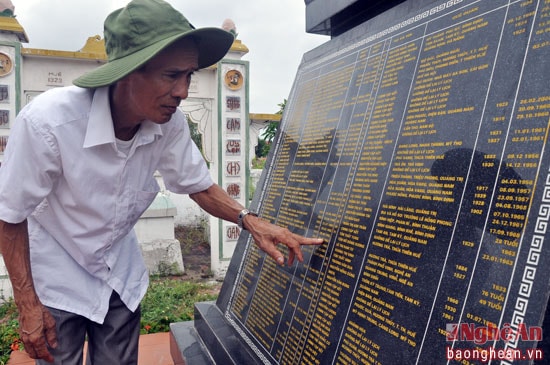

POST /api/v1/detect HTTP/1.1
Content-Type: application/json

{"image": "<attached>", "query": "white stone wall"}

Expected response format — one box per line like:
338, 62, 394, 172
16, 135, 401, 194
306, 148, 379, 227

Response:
0, 260, 13, 302
21, 57, 102, 100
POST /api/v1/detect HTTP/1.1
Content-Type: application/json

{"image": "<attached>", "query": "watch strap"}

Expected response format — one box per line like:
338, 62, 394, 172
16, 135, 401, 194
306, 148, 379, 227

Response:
237, 209, 257, 230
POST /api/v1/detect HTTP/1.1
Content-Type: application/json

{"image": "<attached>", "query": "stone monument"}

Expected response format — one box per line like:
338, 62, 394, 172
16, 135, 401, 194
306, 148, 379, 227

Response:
171, 0, 550, 363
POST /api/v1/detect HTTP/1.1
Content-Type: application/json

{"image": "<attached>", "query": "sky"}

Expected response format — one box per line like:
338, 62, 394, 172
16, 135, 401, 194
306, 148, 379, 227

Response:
12, 0, 328, 114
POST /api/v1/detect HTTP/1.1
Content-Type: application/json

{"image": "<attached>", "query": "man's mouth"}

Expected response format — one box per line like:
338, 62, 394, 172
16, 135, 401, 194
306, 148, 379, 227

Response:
163, 105, 178, 113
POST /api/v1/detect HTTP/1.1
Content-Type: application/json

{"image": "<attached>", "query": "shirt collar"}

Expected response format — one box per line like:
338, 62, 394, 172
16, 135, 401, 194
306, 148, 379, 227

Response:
83, 87, 163, 148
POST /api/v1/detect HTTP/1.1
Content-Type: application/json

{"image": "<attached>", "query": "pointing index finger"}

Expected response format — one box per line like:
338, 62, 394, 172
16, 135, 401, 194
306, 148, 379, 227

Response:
300, 237, 325, 245
286, 235, 324, 265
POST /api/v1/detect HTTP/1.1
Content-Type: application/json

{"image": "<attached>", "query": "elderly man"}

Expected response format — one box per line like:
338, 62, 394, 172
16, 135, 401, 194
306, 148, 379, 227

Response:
0, 0, 322, 363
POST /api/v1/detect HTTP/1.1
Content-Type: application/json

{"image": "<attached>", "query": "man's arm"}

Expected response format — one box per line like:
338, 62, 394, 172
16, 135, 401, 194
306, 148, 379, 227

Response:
189, 184, 323, 266
0, 220, 57, 361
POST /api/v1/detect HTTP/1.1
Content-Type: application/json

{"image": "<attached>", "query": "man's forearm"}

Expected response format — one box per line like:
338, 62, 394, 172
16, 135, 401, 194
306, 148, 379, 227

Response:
189, 184, 324, 266
189, 184, 245, 224
0, 220, 40, 306
0, 219, 58, 360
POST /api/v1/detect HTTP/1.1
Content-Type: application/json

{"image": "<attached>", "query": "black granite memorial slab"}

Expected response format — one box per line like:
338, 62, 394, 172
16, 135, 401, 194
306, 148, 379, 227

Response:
171, 0, 550, 363
305, 0, 408, 36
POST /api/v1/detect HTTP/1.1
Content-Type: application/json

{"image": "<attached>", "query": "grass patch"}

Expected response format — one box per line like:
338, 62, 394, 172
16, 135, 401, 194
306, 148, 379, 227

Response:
251, 157, 266, 169
140, 278, 218, 334
0, 279, 219, 362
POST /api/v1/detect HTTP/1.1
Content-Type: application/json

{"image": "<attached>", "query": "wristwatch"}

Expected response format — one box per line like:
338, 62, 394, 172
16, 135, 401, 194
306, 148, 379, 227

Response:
237, 209, 257, 230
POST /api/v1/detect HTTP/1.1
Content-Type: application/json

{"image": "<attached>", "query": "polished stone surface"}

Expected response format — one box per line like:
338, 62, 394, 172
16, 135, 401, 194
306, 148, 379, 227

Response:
172, 0, 550, 363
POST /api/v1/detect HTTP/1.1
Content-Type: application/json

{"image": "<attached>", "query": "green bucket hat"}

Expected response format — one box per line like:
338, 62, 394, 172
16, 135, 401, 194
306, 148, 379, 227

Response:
73, 0, 234, 88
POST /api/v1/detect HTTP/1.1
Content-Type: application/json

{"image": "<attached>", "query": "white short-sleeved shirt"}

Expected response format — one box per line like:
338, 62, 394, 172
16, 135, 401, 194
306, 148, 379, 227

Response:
0, 86, 213, 323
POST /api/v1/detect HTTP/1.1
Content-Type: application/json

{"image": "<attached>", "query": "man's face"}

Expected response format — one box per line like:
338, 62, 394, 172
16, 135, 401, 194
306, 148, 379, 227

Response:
121, 38, 199, 124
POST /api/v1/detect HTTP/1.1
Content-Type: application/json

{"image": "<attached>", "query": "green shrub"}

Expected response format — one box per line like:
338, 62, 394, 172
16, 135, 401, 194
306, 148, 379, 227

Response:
140, 279, 218, 334
0, 298, 20, 365
252, 157, 266, 169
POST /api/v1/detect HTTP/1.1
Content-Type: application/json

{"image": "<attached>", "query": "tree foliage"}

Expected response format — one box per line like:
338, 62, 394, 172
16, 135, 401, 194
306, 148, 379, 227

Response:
256, 99, 285, 158
261, 99, 285, 143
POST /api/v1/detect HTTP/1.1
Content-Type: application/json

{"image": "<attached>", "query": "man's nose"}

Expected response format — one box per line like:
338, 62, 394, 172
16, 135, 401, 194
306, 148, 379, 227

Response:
172, 78, 189, 99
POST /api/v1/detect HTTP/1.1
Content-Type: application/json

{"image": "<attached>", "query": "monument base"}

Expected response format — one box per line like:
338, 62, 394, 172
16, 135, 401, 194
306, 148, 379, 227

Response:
170, 302, 259, 364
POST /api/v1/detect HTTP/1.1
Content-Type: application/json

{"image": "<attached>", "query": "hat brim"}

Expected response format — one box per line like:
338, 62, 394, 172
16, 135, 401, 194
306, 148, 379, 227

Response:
73, 27, 234, 88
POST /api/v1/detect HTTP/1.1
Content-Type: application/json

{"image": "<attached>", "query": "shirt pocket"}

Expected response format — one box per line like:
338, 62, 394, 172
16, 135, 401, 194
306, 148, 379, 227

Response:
128, 179, 160, 224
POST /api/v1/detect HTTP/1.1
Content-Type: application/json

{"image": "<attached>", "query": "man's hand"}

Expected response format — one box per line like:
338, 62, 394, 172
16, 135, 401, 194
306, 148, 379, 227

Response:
18, 301, 57, 362
243, 214, 324, 266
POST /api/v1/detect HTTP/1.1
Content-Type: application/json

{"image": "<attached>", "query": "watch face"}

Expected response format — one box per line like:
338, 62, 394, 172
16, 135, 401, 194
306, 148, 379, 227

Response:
0, 53, 12, 77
